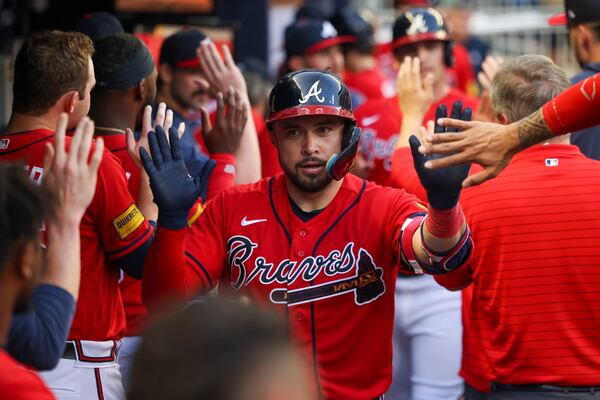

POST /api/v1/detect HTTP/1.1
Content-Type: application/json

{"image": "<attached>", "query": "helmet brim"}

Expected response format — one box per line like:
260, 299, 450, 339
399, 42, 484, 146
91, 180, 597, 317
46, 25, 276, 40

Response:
391, 31, 449, 49
267, 105, 355, 124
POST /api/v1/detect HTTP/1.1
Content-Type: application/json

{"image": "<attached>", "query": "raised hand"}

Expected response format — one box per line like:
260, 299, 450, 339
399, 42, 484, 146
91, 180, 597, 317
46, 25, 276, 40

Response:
409, 102, 472, 209
140, 125, 204, 229
475, 56, 504, 123
126, 102, 186, 168
43, 114, 104, 224
197, 41, 247, 97
396, 56, 434, 118
200, 87, 248, 155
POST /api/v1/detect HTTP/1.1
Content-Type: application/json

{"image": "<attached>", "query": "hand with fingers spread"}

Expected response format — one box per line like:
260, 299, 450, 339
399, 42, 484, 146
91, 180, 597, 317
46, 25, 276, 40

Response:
140, 125, 204, 230
43, 114, 104, 224
419, 117, 520, 188
409, 102, 472, 209
126, 102, 185, 169
197, 41, 247, 97
397, 56, 434, 119
200, 87, 248, 155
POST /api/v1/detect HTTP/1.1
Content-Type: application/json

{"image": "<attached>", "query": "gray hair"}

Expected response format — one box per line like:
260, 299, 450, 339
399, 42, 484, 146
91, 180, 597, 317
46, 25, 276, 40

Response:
490, 54, 570, 123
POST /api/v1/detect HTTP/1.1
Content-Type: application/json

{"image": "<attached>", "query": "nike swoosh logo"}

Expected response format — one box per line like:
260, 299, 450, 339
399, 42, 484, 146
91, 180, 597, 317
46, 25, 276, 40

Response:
241, 217, 267, 227
361, 113, 380, 127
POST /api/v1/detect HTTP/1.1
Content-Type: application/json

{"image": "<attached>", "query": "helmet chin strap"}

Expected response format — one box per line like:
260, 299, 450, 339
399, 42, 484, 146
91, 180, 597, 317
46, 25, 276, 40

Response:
326, 127, 361, 180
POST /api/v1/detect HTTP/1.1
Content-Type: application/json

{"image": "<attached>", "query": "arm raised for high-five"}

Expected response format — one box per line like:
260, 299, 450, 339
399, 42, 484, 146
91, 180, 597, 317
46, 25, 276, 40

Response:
197, 41, 261, 183
420, 71, 600, 188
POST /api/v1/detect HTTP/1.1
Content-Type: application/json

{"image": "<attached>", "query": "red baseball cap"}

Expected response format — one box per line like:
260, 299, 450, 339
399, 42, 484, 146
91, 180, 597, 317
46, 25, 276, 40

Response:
549, 0, 600, 26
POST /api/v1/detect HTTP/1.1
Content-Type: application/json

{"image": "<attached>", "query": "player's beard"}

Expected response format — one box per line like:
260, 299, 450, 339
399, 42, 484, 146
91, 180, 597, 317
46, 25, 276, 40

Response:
283, 156, 332, 193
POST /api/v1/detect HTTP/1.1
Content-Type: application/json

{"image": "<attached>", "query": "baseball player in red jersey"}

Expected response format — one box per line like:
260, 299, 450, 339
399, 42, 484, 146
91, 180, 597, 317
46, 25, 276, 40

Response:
437, 55, 600, 399
137, 69, 475, 400
354, 7, 478, 187
0, 31, 167, 399
331, 7, 395, 109
87, 32, 247, 389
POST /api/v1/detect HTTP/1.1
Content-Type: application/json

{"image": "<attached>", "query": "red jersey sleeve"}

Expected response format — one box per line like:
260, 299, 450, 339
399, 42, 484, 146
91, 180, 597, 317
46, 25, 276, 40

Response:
381, 187, 428, 274
142, 192, 227, 312
389, 147, 427, 201
90, 149, 152, 260
207, 153, 236, 200
542, 72, 600, 135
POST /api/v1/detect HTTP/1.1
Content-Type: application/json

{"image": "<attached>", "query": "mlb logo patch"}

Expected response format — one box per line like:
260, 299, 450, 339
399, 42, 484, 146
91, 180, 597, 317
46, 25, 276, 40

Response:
545, 158, 559, 167
0, 139, 9, 150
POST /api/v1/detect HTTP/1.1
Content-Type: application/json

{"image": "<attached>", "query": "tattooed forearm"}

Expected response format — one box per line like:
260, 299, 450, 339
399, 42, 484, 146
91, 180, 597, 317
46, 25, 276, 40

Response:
517, 109, 554, 149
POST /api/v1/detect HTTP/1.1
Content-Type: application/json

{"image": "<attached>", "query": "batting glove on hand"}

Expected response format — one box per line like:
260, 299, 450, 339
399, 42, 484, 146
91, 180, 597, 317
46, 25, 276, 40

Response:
140, 125, 204, 229
409, 102, 472, 210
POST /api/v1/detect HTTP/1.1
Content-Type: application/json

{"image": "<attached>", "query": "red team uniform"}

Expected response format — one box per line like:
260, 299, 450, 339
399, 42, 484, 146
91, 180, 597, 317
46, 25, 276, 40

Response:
0, 128, 153, 396
143, 173, 431, 399
355, 90, 479, 186
0, 349, 55, 400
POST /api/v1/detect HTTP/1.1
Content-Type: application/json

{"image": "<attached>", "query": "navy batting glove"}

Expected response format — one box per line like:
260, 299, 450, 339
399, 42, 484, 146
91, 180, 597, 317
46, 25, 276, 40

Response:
409, 102, 472, 210
140, 125, 204, 229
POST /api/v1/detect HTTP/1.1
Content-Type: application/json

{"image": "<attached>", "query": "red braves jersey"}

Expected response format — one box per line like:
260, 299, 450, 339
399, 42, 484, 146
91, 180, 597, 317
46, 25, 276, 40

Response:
143, 173, 430, 399
0, 129, 153, 340
448, 144, 600, 385
0, 349, 54, 399
102, 133, 230, 336
355, 89, 479, 186
98, 133, 148, 337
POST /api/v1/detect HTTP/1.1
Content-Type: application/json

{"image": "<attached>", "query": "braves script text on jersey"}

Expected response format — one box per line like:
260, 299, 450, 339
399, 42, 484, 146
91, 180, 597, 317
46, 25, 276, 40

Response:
142, 173, 441, 400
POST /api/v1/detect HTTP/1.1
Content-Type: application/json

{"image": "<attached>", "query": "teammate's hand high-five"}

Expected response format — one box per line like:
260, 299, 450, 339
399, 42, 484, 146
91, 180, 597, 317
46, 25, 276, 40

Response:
410, 102, 472, 209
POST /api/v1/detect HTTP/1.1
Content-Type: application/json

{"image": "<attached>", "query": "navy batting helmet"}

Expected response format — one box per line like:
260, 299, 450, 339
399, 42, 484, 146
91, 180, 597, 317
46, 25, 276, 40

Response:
266, 69, 360, 180
392, 7, 453, 66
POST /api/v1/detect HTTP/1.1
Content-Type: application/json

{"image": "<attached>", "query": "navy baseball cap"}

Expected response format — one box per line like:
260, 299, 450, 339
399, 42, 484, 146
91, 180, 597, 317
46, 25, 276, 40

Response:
73, 12, 124, 43
285, 19, 355, 59
160, 29, 208, 69
549, 0, 600, 26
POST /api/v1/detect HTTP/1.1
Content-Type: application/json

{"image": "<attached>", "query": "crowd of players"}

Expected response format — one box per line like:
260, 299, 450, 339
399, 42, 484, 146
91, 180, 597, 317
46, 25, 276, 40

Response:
1, 0, 600, 399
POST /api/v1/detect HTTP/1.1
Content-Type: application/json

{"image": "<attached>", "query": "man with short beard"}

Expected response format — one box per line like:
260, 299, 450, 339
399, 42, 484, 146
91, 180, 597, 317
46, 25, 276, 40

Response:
157, 29, 260, 184
139, 69, 477, 400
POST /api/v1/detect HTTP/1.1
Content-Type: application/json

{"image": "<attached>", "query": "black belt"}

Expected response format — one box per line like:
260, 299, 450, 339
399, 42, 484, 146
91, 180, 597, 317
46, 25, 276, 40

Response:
62, 342, 77, 360
491, 382, 600, 394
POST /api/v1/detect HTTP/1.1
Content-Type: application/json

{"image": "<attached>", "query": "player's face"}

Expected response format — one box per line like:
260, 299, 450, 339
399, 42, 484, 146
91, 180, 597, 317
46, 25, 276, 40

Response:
304, 45, 345, 75
395, 41, 446, 85
170, 68, 211, 111
69, 57, 96, 129
272, 115, 345, 193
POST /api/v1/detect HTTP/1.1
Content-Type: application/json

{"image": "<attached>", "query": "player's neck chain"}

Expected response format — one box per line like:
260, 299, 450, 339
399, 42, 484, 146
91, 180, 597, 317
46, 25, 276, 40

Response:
95, 126, 127, 136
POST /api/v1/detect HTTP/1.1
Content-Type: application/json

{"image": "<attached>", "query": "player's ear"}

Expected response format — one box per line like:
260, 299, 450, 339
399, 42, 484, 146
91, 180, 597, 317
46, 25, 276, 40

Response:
62, 90, 79, 114
496, 113, 509, 125
13, 240, 37, 281
287, 56, 305, 72
159, 63, 172, 85
137, 78, 147, 102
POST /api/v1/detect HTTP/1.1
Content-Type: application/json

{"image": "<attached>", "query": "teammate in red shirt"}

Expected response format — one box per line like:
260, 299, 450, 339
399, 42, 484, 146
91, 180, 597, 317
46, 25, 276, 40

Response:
440, 54, 600, 399
0, 31, 164, 399
354, 7, 478, 186
139, 69, 475, 400
88, 32, 246, 389
0, 114, 104, 400
331, 7, 395, 109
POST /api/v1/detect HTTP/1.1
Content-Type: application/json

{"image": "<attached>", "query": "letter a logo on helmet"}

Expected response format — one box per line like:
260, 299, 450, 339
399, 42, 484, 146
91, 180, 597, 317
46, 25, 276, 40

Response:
299, 80, 325, 104
406, 13, 428, 35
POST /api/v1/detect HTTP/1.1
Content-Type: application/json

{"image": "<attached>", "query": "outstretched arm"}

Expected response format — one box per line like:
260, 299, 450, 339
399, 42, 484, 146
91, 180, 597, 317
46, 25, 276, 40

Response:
420, 72, 600, 187
198, 41, 261, 184
400, 103, 474, 289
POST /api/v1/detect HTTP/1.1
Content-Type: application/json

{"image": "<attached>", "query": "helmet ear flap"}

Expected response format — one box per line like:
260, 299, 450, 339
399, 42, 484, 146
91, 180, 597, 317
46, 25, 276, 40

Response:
444, 41, 454, 67
326, 125, 361, 181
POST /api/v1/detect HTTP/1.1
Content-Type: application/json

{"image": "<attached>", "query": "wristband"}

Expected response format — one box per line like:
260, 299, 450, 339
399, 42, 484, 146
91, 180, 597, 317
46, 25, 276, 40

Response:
424, 204, 465, 239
